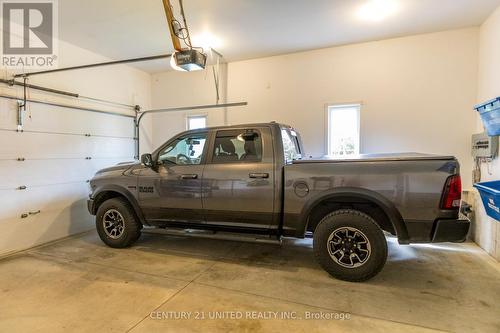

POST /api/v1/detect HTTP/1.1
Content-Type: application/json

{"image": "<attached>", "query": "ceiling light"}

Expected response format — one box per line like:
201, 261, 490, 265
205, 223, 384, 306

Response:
191, 32, 222, 52
357, 0, 399, 22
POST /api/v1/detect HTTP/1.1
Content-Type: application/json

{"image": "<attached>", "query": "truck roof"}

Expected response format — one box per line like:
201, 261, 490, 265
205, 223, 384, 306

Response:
182, 122, 289, 134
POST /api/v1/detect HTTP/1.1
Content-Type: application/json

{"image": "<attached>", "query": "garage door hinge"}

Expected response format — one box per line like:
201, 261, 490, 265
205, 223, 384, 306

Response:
17, 157, 25, 161
17, 185, 27, 190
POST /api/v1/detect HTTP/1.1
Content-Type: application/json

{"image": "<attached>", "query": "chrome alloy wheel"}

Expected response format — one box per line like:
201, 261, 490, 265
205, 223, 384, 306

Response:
327, 227, 371, 268
103, 209, 125, 239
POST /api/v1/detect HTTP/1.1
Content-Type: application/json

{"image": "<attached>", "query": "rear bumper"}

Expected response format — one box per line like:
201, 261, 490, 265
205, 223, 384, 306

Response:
431, 214, 470, 243
87, 199, 96, 215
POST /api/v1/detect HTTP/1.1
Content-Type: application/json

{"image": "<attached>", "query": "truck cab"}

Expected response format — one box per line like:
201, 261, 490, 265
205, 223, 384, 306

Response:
135, 123, 292, 233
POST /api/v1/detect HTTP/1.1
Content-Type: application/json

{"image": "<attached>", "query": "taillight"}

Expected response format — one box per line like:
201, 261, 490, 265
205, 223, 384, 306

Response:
441, 175, 462, 210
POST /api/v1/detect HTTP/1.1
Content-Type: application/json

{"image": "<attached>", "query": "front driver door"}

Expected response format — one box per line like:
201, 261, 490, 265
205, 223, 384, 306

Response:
138, 132, 208, 224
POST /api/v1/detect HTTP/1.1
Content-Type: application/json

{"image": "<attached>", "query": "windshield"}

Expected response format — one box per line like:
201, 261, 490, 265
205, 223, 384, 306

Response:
281, 128, 302, 164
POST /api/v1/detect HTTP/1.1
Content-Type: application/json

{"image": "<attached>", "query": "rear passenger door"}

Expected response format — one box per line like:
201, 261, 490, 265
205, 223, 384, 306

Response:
202, 127, 275, 230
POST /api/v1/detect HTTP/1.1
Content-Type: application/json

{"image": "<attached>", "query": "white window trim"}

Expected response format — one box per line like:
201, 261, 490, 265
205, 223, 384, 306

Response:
325, 103, 362, 157
186, 114, 208, 130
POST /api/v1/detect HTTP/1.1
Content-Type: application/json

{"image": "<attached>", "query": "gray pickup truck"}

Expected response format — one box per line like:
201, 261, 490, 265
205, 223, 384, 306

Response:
88, 122, 470, 281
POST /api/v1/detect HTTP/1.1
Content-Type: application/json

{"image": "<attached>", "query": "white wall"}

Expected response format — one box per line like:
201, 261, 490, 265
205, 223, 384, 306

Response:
0, 39, 151, 256
152, 28, 478, 189
467, 5, 500, 261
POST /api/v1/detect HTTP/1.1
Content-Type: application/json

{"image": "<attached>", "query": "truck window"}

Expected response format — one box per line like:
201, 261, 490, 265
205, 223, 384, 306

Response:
281, 129, 301, 164
212, 129, 263, 163
158, 133, 207, 165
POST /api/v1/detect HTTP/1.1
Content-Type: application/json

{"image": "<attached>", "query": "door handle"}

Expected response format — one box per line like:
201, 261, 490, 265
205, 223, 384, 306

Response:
180, 174, 198, 180
249, 173, 269, 179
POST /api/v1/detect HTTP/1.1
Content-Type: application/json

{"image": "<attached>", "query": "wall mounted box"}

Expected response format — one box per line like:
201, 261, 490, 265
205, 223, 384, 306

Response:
472, 132, 498, 158
475, 97, 500, 136
474, 181, 500, 222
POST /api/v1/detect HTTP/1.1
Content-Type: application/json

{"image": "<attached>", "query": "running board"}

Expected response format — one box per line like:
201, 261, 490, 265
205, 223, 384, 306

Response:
143, 227, 282, 245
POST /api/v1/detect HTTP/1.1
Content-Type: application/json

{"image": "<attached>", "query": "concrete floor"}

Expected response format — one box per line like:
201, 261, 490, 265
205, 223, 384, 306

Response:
0, 231, 499, 333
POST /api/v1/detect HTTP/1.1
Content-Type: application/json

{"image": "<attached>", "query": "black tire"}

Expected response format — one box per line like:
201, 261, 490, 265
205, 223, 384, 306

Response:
95, 198, 142, 248
313, 209, 387, 282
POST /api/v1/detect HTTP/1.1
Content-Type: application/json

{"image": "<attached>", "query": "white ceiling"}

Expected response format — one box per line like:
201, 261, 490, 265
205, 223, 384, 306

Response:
59, 0, 500, 73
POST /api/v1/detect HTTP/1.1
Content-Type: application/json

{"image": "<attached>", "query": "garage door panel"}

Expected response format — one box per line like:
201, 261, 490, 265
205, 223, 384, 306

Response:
0, 159, 131, 189
0, 131, 89, 159
0, 202, 93, 256
1, 101, 135, 138
0, 98, 17, 127
86, 137, 135, 157
0, 132, 135, 159
0, 190, 20, 221
0, 182, 90, 221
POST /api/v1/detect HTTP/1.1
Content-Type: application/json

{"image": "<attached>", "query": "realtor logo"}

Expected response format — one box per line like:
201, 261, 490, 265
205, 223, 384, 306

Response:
1, 0, 58, 68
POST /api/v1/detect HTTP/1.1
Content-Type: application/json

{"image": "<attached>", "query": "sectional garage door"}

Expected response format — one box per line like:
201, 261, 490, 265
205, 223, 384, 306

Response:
0, 97, 136, 255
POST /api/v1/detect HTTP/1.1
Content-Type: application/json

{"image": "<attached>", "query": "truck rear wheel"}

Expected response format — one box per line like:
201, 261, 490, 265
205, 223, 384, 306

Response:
96, 198, 141, 248
313, 209, 387, 282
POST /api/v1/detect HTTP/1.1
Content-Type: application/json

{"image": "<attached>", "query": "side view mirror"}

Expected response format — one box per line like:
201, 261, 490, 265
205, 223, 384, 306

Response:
141, 153, 153, 168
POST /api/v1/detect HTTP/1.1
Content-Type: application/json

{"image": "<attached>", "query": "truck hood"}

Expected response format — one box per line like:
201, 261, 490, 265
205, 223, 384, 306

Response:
292, 153, 456, 164
95, 161, 140, 175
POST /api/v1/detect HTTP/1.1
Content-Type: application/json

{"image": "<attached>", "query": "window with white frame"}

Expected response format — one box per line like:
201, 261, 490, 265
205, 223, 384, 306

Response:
327, 104, 360, 157
187, 115, 207, 130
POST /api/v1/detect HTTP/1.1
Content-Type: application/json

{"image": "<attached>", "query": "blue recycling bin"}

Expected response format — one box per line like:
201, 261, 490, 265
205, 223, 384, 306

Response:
474, 181, 500, 221
475, 97, 500, 136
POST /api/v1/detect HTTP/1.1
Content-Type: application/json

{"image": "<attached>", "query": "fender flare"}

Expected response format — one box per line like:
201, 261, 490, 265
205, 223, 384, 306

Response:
299, 187, 409, 244
92, 184, 147, 225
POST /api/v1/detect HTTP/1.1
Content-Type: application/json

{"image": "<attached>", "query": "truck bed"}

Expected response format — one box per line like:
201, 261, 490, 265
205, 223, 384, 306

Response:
292, 152, 456, 164
283, 152, 460, 242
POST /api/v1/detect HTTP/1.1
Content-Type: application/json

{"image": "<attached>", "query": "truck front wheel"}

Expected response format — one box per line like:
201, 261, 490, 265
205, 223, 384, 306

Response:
95, 198, 142, 248
313, 209, 387, 282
